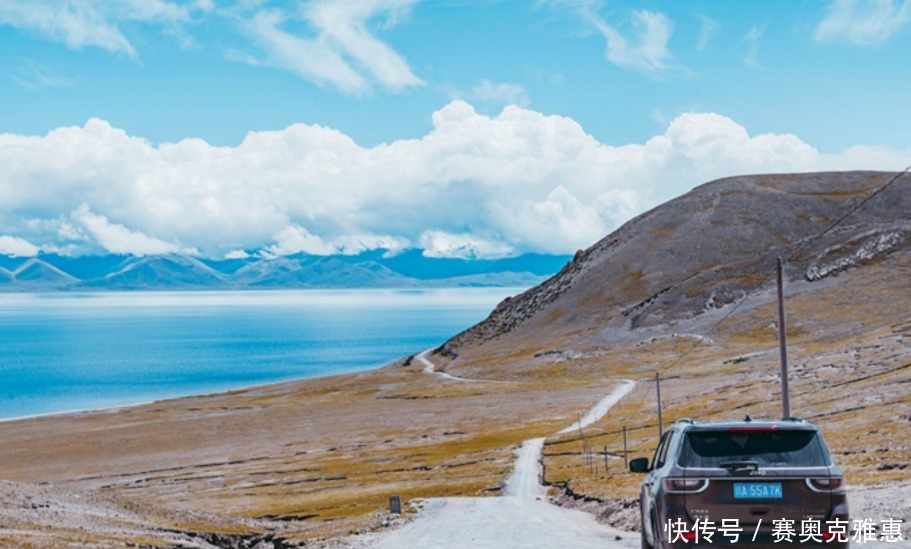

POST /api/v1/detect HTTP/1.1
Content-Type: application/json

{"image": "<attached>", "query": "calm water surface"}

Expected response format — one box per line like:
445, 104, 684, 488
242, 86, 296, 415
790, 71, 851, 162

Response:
0, 289, 518, 420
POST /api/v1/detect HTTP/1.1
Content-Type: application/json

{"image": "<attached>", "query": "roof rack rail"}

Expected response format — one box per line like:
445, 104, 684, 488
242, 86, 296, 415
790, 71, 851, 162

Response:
675, 418, 696, 424
781, 416, 805, 422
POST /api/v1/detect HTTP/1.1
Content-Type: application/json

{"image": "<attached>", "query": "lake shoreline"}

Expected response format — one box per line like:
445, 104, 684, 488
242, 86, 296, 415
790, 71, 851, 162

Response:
0, 288, 518, 420
0, 345, 618, 546
0, 355, 406, 425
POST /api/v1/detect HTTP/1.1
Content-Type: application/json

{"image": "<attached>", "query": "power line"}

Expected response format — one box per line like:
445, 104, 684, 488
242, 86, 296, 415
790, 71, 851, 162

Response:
552, 169, 911, 449
662, 167, 910, 378
609, 168, 911, 437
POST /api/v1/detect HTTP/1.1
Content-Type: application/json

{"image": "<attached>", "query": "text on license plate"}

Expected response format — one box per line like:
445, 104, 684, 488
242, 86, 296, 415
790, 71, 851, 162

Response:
733, 482, 783, 499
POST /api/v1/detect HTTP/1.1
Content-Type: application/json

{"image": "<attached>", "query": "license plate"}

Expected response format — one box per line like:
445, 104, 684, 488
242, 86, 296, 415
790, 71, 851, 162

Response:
733, 482, 783, 499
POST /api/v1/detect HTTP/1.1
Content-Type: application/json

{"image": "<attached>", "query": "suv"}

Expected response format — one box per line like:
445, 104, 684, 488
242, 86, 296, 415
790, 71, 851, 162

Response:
629, 418, 848, 548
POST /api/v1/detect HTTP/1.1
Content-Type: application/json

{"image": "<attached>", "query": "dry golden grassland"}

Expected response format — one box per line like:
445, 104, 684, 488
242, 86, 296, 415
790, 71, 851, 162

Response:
540, 256, 911, 506
0, 252, 908, 546
0, 355, 620, 544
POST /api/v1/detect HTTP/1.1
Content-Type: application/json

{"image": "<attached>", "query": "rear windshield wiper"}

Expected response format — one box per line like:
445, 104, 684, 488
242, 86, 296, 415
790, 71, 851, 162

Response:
719, 461, 760, 471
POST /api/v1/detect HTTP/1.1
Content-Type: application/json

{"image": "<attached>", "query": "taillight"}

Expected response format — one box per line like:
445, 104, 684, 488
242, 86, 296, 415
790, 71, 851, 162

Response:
663, 478, 709, 493
806, 477, 846, 494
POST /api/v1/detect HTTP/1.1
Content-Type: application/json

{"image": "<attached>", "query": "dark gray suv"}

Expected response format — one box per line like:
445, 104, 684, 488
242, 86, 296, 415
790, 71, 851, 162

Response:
629, 418, 849, 548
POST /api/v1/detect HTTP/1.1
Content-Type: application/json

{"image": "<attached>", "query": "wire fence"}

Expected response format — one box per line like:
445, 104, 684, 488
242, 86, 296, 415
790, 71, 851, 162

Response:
547, 168, 911, 478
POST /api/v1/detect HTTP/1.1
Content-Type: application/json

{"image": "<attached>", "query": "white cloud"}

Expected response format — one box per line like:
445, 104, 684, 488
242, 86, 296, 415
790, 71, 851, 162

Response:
235, 0, 422, 94
816, 0, 911, 46
490, 186, 608, 255
1, 102, 909, 259
304, 0, 422, 90
241, 8, 368, 94
267, 224, 337, 256
584, 9, 674, 75
57, 221, 86, 241
469, 80, 531, 108
742, 25, 766, 67
71, 204, 196, 256
419, 231, 514, 259
0, 235, 39, 257
696, 14, 717, 51
661, 112, 820, 173
267, 224, 409, 256
8, 60, 76, 89
0, 0, 202, 58
334, 234, 410, 256
225, 249, 250, 259
0, 0, 419, 91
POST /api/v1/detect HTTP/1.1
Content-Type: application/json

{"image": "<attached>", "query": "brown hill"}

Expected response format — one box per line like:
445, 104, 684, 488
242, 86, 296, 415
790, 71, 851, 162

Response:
0, 171, 907, 546
437, 171, 910, 373
427, 171, 910, 535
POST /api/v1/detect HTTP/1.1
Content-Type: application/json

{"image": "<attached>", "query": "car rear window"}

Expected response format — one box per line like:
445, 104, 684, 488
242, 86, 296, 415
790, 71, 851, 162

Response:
679, 429, 830, 467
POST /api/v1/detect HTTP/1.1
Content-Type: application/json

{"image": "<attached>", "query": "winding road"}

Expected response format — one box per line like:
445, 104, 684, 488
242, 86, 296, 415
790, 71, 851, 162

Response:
367, 352, 638, 548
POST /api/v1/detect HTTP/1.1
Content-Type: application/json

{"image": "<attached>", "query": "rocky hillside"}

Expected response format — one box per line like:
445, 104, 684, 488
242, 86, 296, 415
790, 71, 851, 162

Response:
0, 171, 908, 547
428, 171, 910, 538
438, 171, 910, 362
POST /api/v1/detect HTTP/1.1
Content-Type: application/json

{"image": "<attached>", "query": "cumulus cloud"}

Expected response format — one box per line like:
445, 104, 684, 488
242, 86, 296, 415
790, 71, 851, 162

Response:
0, 235, 40, 257
419, 231, 513, 259
71, 204, 196, 256
0, 0, 202, 58
0, 102, 909, 259
469, 80, 531, 108
816, 0, 911, 46
266, 225, 409, 257
225, 249, 250, 259
266, 224, 338, 256
235, 0, 422, 94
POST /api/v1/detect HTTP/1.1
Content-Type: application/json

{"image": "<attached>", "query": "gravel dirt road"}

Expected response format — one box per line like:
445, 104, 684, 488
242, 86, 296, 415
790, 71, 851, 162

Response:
353, 379, 639, 549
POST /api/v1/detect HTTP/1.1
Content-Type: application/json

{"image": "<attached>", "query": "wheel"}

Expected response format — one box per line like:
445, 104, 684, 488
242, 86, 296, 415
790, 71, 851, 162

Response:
640, 513, 653, 549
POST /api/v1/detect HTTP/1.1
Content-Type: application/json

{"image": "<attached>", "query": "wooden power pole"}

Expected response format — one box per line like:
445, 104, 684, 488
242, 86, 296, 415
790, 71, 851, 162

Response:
656, 372, 664, 438
623, 426, 628, 469
777, 257, 791, 419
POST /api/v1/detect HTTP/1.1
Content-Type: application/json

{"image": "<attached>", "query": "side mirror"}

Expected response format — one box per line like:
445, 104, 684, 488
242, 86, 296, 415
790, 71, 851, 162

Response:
629, 457, 650, 473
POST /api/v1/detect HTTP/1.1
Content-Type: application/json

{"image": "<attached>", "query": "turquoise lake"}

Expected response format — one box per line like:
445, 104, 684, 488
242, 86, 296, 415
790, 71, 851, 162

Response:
0, 289, 518, 420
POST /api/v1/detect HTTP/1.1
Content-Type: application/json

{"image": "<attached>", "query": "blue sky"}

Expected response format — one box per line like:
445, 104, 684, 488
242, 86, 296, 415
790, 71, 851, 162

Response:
1, 0, 910, 259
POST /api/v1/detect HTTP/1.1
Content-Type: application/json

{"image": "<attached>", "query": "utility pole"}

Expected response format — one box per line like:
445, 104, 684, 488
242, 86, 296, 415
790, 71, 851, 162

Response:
777, 257, 791, 419
656, 372, 664, 438
623, 426, 628, 470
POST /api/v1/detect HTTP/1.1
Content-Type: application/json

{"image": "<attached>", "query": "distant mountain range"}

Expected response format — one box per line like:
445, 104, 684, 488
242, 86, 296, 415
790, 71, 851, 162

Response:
0, 250, 572, 292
